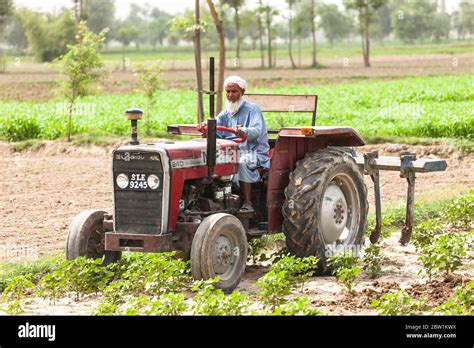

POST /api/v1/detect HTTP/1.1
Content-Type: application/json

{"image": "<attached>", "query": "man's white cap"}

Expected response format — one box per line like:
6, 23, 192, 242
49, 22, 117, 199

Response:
224, 75, 247, 90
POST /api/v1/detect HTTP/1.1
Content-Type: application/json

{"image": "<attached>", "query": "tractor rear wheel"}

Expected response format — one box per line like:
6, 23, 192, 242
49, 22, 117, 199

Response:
191, 213, 247, 293
66, 209, 121, 265
282, 149, 368, 274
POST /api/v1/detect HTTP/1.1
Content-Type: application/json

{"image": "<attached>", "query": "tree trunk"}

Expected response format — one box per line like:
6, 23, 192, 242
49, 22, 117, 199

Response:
288, 1, 296, 69
363, 12, 370, 67
194, 0, 204, 122
298, 36, 301, 67
122, 44, 126, 71
207, 0, 225, 113
257, 1, 265, 68
68, 99, 74, 142
310, 0, 317, 68
266, 7, 272, 69
235, 7, 240, 63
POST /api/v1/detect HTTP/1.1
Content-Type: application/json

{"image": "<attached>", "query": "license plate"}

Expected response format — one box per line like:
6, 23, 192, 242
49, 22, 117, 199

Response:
129, 173, 148, 189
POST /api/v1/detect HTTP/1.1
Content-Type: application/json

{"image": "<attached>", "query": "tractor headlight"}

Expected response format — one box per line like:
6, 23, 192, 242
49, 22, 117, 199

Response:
147, 174, 160, 189
116, 173, 129, 189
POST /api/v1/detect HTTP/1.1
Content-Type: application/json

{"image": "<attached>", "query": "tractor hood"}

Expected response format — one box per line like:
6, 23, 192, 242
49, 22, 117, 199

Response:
115, 138, 240, 170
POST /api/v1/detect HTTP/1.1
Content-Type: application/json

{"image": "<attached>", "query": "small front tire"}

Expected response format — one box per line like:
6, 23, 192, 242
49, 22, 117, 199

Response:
191, 213, 248, 293
66, 209, 121, 265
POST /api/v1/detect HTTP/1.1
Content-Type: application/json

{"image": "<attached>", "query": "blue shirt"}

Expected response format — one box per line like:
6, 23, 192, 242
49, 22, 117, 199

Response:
217, 100, 270, 169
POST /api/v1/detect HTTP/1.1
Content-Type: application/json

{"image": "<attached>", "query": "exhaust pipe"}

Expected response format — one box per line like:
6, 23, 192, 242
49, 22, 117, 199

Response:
207, 57, 216, 177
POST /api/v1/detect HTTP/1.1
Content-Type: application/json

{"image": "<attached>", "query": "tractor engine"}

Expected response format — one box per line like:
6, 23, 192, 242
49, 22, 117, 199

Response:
178, 175, 242, 224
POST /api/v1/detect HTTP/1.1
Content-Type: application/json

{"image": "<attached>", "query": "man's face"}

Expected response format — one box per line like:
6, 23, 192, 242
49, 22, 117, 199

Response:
225, 83, 244, 103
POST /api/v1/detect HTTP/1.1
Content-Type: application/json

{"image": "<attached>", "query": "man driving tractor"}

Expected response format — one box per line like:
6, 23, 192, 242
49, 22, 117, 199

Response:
197, 75, 270, 213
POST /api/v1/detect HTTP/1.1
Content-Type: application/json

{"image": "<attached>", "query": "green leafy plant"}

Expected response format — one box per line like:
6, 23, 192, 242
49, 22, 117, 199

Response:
55, 21, 108, 141
192, 278, 250, 316
418, 233, 468, 280
38, 257, 113, 301
362, 244, 382, 278
412, 218, 443, 251
124, 296, 151, 316
134, 62, 163, 136
147, 293, 188, 316
443, 191, 474, 229
271, 297, 324, 316
270, 255, 319, 290
371, 290, 428, 315
434, 280, 473, 315
328, 251, 361, 293
1, 274, 35, 315
257, 270, 291, 310
108, 252, 191, 296
257, 255, 318, 310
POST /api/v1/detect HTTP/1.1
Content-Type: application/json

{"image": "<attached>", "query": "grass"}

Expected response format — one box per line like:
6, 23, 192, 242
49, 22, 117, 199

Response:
0, 74, 472, 143
6, 41, 472, 63
0, 254, 63, 293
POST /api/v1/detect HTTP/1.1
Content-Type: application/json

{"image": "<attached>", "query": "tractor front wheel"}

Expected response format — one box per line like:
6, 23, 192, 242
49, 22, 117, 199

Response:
282, 149, 368, 274
191, 213, 248, 293
66, 209, 121, 265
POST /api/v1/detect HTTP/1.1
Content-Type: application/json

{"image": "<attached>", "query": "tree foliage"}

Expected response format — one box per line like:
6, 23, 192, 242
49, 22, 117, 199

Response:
319, 3, 354, 46
55, 21, 108, 141
391, 0, 438, 43
18, 9, 77, 62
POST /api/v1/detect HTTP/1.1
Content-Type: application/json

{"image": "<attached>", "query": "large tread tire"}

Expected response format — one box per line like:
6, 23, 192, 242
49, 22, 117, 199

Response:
282, 149, 368, 274
66, 209, 121, 265
191, 213, 247, 293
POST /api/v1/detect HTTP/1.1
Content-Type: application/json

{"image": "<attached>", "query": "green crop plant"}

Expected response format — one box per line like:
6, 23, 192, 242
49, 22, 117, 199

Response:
191, 278, 250, 316
328, 251, 361, 293
372, 290, 429, 315
1, 274, 35, 315
1, 75, 472, 143
418, 233, 468, 280
442, 191, 474, 229
147, 293, 188, 316
412, 218, 443, 251
362, 244, 382, 279
434, 280, 473, 315
271, 297, 325, 316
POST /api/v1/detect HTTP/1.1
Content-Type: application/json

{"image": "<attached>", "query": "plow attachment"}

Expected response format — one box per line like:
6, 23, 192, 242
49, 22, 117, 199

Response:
355, 151, 447, 245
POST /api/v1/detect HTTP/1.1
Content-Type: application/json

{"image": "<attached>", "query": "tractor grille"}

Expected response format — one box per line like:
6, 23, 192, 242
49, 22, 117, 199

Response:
113, 150, 165, 234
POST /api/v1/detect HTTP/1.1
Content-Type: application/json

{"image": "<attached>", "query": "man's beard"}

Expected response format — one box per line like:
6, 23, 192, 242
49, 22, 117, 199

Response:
225, 98, 244, 114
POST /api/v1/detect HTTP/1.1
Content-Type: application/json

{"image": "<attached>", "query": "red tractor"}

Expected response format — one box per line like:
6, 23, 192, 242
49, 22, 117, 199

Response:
66, 64, 447, 293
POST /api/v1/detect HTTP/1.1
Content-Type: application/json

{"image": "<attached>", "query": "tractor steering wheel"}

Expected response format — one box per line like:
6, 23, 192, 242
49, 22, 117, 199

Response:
198, 125, 247, 143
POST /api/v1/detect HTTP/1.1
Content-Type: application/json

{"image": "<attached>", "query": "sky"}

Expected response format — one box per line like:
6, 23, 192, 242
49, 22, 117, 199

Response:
13, 0, 462, 19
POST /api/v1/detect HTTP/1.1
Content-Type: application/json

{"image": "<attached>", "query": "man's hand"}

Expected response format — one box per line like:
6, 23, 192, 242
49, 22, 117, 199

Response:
196, 122, 207, 133
235, 127, 247, 138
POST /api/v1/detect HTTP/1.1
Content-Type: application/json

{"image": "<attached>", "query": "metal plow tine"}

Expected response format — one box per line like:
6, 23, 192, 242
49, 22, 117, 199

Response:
356, 151, 448, 246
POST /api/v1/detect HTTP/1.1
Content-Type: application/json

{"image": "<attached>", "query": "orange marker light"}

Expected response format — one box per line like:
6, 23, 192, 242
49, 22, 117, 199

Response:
301, 127, 314, 136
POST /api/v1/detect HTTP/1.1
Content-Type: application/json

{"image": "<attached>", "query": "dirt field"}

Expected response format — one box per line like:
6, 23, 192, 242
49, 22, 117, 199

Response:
1, 140, 472, 261
0, 139, 472, 315
1, 52, 473, 100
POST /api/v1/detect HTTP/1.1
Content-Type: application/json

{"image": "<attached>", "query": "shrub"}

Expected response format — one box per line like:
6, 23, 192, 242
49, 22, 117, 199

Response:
1, 113, 41, 141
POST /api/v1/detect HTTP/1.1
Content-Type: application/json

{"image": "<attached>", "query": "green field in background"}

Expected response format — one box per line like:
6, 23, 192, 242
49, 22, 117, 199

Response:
1, 74, 472, 142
